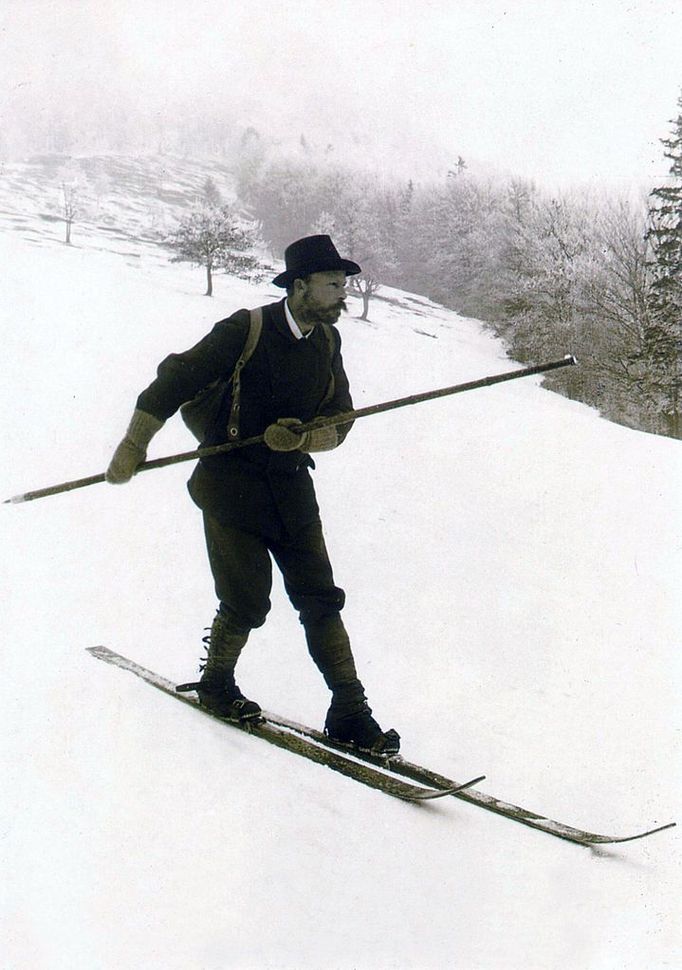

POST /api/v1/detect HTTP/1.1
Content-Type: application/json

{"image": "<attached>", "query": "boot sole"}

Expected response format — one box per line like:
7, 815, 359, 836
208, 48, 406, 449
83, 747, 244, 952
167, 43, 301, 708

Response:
325, 734, 401, 758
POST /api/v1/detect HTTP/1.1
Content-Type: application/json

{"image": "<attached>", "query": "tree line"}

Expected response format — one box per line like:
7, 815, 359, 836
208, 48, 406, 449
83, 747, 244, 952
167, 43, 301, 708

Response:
215, 97, 679, 440
34, 97, 680, 439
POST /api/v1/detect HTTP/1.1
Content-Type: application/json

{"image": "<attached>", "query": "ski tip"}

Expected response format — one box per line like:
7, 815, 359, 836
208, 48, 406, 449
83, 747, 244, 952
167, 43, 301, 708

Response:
410, 776, 487, 801
408, 785, 459, 801
639, 821, 677, 839
411, 775, 486, 801
587, 820, 677, 846
626, 820, 677, 842
564, 353, 578, 365
455, 774, 486, 793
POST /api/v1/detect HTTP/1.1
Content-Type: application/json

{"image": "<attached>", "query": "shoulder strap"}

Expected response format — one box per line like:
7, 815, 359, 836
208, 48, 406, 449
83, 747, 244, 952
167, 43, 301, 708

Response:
226, 306, 263, 440
319, 324, 336, 410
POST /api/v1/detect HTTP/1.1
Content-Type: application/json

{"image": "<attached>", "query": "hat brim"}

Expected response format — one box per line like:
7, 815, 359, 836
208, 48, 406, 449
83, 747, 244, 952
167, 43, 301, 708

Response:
272, 256, 362, 288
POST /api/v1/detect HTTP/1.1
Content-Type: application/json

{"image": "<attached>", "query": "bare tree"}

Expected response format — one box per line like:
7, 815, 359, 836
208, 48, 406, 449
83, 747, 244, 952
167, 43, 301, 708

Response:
60, 178, 80, 245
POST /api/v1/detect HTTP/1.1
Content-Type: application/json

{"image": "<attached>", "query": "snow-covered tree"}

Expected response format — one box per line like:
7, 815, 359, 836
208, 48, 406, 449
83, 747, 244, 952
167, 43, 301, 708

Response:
167, 204, 260, 296
244, 157, 328, 254
235, 127, 267, 203
408, 176, 505, 318
315, 193, 396, 320
580, 196, 654, 427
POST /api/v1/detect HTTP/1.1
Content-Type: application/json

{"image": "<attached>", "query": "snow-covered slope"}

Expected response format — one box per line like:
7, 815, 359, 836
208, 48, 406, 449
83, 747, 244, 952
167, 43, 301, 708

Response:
0, 154, 238, 235
1, 221, 680, 970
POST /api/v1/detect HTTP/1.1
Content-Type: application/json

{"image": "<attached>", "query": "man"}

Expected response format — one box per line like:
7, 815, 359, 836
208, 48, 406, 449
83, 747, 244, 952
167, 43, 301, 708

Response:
106, 234, 400, 756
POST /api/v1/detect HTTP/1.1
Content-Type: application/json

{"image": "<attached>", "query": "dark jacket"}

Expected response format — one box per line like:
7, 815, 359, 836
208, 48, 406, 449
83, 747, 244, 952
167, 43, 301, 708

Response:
137, 299, 353, 539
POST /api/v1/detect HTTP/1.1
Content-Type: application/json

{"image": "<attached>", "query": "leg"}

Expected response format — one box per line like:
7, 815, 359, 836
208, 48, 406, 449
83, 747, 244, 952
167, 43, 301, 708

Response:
203, 513, 273, 630
271, 522, 400, 755
197, 514, 272, 720
269, 521, 357, 688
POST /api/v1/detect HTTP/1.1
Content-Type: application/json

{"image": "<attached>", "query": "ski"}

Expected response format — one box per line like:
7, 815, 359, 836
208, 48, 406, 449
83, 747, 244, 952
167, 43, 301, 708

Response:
87, 647, 675, 844
87, 646, 479, 803
264, 711, 676, 847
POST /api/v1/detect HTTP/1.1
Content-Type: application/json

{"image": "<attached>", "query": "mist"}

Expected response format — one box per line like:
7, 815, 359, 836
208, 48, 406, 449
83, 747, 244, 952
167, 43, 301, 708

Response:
1, 0, 680, 186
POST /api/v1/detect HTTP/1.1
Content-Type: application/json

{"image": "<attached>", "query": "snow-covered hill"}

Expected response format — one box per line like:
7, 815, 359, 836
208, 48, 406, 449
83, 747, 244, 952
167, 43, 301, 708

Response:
1, 206, 680, 970
0, 154, 245, 262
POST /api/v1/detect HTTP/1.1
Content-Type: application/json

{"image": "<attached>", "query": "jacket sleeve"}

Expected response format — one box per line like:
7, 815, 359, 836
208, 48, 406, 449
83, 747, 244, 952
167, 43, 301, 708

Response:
136, 311, 251, 421
318, 326, 354, 445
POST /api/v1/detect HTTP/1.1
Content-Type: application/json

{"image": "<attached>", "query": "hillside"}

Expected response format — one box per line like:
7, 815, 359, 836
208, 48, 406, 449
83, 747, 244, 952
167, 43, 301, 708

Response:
0, 153, 247, 261
1, 168, 680, 970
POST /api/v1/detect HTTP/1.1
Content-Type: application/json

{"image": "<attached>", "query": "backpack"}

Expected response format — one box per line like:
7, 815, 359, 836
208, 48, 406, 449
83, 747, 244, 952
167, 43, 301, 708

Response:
180, 307, 264, 442
180, 306, 336, 442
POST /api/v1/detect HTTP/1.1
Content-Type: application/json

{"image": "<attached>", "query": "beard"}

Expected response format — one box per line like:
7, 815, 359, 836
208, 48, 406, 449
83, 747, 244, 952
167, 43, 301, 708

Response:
299, 293, 348, 326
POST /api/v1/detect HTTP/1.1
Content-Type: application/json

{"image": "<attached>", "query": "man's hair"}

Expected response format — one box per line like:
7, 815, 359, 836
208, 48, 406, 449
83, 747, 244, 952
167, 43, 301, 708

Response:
286, 274, 311, 298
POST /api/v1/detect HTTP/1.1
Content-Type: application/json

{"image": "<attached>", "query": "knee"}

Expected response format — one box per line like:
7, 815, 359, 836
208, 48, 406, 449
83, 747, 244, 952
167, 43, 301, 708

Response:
218, 601, 269, 632
298, 588, 346, 627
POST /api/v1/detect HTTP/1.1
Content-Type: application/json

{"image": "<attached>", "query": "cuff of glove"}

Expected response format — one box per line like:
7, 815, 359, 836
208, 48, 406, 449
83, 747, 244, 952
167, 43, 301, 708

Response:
264, 420, 339, 453
300, 426, 339, 452
126, 409, 165, 448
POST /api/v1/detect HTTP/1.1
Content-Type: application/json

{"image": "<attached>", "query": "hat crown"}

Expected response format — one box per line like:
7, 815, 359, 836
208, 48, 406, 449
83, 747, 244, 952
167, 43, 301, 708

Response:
272, 234, 361, 287
284, 235, 342, 270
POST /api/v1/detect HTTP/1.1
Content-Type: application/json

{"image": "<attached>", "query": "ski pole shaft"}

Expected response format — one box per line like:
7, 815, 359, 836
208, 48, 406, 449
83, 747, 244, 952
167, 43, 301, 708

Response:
4, 355, 576, 505
303, 354, 577, 429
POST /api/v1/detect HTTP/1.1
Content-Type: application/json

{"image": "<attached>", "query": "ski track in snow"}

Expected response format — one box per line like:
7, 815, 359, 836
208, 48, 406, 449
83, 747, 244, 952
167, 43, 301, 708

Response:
1, 219, 680, 970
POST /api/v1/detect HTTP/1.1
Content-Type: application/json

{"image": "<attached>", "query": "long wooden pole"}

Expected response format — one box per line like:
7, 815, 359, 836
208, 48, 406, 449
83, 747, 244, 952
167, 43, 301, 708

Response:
4, 355, 576, 505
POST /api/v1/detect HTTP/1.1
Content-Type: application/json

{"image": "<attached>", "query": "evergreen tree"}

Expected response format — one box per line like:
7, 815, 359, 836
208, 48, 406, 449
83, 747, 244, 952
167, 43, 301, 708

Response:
202, 176, 222, 207
644, 91, 682, 437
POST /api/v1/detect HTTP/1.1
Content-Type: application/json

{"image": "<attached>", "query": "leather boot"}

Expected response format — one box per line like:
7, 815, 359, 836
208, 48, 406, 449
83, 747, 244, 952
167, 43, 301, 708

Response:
303, 613, 400, 756
197, 611, 261, 722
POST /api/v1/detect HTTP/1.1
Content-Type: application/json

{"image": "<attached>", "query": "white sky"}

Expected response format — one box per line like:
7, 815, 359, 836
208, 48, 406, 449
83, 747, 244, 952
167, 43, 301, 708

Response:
1, 0, 680, 186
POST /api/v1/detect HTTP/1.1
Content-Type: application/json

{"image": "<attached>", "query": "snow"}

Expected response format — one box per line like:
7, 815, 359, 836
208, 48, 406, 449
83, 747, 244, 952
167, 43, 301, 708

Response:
1, 224, 680, 970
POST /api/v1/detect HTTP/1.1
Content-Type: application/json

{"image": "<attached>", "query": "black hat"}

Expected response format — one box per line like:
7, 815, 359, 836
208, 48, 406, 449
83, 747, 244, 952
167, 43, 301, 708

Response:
272, 234, 361, 288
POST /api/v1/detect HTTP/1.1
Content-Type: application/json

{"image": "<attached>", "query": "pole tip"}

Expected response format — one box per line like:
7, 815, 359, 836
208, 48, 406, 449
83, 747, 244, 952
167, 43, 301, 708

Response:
564, 354, 578, 366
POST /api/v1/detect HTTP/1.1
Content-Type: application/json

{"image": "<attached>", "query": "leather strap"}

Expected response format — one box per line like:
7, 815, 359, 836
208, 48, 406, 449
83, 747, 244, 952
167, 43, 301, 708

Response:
227, 306, 263, 440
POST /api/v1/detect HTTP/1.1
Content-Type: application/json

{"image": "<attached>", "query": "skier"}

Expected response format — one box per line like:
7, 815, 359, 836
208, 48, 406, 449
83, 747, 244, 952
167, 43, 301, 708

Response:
106, 234, 400, 756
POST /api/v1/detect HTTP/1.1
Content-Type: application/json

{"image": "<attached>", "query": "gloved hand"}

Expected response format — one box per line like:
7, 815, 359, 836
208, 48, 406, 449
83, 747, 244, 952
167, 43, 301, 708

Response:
106, 409, 165, 483
264, 417, 338, 453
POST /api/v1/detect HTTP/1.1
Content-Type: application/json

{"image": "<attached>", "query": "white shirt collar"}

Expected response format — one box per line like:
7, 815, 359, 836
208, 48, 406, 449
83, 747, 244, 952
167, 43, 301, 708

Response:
284, 299, 310, 340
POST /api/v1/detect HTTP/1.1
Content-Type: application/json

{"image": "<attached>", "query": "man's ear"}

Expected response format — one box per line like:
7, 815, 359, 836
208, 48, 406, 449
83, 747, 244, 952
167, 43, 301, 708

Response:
288, 277, 308, 305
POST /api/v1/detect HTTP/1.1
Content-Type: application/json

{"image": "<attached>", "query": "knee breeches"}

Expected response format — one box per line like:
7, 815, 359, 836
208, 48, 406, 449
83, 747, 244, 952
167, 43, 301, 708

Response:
202, 514, 346, 630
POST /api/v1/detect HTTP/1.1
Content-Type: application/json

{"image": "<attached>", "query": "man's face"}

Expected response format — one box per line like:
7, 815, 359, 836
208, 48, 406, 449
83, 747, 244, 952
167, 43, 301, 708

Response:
297, 271, 348, 326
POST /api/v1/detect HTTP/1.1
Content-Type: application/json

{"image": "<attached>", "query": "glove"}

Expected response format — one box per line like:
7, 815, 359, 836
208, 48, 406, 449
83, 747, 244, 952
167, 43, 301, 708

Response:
106, 409, 165, 484
264, 418, 338, 453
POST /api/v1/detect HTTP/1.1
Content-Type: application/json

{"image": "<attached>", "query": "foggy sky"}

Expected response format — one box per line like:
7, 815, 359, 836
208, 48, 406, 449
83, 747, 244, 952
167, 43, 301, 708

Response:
1, 0, 680, 186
